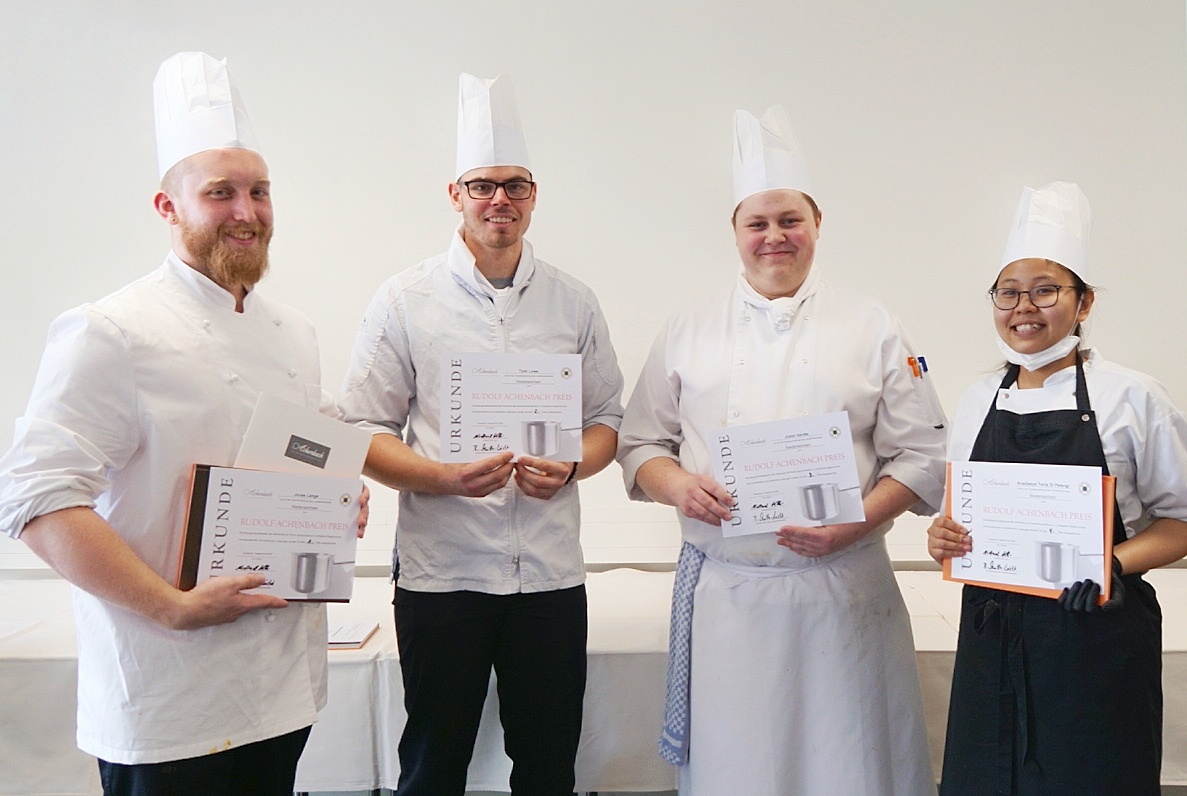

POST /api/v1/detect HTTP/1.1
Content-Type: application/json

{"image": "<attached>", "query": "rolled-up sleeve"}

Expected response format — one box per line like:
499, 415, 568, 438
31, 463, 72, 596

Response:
870, 318, 947, 515
338, 284, 416, 438
0, 308, 139, 538
1131, 384, 1187, 524
617, 322, 684, 502
578, 290, 625, 431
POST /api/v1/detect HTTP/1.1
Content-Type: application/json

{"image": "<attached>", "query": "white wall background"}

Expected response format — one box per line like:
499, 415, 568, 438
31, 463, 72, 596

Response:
2, 1, 1185, 566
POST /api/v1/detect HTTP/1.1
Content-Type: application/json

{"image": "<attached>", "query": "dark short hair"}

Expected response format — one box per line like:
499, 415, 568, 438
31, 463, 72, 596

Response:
992, 259, 1095, 337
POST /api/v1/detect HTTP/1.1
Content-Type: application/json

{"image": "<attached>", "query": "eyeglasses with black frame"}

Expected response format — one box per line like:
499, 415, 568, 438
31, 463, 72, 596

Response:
988, 284, 1076, 310
460, 179, 535, 200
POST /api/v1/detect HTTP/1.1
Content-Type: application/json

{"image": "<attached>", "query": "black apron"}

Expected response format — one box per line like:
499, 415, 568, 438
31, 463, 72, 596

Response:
939, 357, 1163, 796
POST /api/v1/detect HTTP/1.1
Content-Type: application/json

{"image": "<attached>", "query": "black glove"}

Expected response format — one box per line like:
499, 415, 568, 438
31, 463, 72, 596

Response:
1058, 556, 1125, 613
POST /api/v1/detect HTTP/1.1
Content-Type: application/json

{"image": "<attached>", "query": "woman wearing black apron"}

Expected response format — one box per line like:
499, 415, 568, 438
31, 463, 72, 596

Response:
928, 182, 1187, 795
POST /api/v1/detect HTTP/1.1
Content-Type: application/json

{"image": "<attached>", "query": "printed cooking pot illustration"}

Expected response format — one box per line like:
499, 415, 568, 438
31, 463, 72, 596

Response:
798, 482, 841, 522
1035, 542, 1103, 587
520, 420, 582, 458
1037, 542, 1075, 584
292, 552, 333, 595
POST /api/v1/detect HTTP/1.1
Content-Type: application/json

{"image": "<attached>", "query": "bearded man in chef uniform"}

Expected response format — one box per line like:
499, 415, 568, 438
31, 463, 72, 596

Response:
0, 53, 363, 795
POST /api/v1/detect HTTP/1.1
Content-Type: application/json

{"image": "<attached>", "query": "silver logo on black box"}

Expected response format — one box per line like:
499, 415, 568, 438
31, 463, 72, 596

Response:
286, 435, 330, 468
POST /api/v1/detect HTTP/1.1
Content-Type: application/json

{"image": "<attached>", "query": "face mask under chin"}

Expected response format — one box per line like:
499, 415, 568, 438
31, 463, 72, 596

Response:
996, 334, 1081, 371
994, 295, 1084, 372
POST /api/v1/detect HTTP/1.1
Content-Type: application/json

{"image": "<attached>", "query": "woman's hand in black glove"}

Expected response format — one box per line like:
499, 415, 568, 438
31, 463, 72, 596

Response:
1058, 555, 1125, 613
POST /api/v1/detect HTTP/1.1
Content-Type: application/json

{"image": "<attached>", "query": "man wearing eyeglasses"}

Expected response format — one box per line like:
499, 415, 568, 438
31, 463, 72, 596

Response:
338, 74, 624, 796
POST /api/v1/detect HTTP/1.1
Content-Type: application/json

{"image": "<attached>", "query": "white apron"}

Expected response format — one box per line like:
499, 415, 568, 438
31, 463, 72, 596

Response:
674, 271, 936, 795
680, 539, 935, 796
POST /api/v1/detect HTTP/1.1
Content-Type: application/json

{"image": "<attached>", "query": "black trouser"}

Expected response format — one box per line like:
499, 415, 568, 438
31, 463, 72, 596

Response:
98, 725, 311, 796
394, 585, 587, 796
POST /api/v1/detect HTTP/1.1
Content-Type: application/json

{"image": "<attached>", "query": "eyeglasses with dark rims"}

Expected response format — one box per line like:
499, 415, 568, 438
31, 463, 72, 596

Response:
460, 179, 535, 200
987, 285, 1076, 310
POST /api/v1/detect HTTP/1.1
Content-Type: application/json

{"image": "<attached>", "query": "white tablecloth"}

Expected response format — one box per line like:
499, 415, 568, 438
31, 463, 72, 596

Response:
4, 569, 1187, 795
294, 572, 676, 794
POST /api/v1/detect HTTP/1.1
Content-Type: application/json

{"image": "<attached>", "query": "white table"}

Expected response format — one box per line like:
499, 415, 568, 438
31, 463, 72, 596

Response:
4, 568, 1187, 795
294, 572, 676, 794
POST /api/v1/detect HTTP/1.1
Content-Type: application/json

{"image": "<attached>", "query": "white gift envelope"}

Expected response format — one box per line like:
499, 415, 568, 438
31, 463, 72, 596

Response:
236, 393, 371, 477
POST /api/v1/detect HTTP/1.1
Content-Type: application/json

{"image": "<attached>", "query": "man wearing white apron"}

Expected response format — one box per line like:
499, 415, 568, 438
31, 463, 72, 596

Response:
617, 106, 944, 795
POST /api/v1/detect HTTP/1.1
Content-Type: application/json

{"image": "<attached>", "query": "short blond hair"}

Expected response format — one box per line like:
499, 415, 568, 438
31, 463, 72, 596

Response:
731, 191, 821, 227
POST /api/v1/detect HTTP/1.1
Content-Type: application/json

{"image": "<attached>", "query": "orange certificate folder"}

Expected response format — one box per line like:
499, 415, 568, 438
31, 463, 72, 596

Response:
942, 461, 1116, 605
178, 464, 363, 602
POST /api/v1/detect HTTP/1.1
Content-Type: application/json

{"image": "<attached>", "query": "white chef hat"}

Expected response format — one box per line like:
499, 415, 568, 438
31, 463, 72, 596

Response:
732, 106, 813, 209
998, 181, 1092, 282
455, 73, 531, 179
153, 52, 258, 180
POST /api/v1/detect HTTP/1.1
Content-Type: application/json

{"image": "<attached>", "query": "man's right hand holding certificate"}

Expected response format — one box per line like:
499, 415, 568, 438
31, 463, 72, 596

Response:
634, 459, 737, 526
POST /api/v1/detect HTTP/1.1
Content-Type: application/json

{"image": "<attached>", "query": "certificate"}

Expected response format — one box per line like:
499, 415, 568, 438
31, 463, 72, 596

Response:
709, 411, 865, 537
942, 461, 1116, 601
440, 352, 583, 462
177, 466, 364, 602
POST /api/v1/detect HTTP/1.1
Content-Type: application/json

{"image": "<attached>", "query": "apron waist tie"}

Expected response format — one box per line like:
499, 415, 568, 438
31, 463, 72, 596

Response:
992, 594, 1031, 794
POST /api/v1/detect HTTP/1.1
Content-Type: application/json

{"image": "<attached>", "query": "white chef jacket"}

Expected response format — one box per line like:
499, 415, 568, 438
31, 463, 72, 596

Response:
618, 266, 943, 795
339, 229, 624, 594
0, 253, 329, 764
618, 267, 947, 564
947, 348, 1187, 536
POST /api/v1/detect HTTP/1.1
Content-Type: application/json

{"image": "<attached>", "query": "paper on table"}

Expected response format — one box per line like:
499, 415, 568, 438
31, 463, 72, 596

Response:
440, 352, 583, 462
942, 460, 1116, 603
709, 411, 865, 537
329, 621, 379, 650
236, 393, 371, 478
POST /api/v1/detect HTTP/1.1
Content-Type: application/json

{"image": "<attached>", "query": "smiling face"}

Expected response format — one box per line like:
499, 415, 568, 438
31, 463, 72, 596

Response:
156, 148, 273, 292
449, 165, 536, 259
993, 258, 1093, 355
733, 189, 821, 299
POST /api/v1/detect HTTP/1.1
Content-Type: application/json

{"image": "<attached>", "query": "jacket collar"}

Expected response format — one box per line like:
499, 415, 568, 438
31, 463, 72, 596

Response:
737, 264, 820, 332
447, 226, 536, 299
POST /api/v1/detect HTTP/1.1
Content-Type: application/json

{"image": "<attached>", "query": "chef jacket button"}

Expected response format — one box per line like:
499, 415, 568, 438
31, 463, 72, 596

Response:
730, 410, 740, 418
202, 320, 211, 330
265, 611, 276, 622
804, 316, 811, 321
743, 315, 751, 323
288, 369, 298, 378
228, 373, 240, 384
273, 318, 283, 326
801, 358, 808, 364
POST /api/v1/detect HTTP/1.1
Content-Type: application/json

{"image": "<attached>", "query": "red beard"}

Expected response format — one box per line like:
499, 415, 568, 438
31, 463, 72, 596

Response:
180, 220, 273, 288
